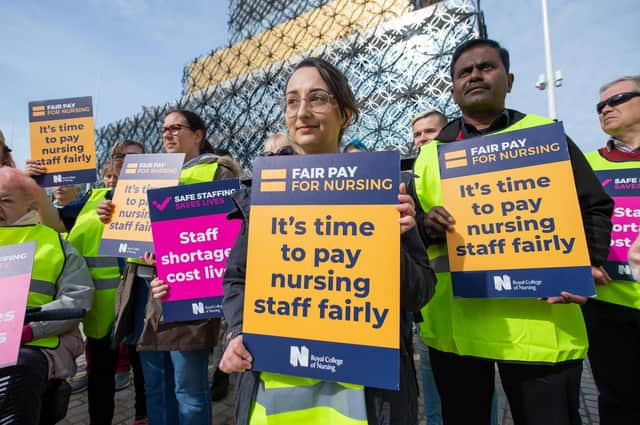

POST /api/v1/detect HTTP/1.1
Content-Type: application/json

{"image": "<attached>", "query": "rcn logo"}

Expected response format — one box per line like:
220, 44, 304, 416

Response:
117, 243, 128, 253
192, 302, 204, 315
493, 274, 512, 291
52, 174, 63, 184
289, 345, 309, 368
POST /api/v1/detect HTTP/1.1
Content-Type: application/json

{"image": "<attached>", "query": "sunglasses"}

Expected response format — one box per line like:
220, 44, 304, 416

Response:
596, 92, 640, 114
261, 145, 296, 157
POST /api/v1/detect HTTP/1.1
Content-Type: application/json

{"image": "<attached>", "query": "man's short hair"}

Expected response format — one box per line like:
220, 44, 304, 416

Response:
450, 38, 510, 79
599, 75, 640, 94
411, 109, 447, 127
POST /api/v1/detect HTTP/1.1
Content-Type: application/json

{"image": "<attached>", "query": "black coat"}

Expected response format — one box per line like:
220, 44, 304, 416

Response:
222, 185, 436, 425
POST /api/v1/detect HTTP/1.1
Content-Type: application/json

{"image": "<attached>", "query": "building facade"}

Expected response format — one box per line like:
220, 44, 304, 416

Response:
96, 0, 482, 171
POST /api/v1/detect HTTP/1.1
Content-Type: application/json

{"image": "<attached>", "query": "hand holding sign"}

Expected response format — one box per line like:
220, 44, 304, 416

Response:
396, 182, 416, 234
151, 277, 169, 299
219, 335, 253, 373
97, 200, 114, 224
423, 206, 456, 240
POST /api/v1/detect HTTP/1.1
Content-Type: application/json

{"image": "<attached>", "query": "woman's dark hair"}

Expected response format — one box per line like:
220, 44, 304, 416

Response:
286, 57, 360, 141
166, 109, 215, 155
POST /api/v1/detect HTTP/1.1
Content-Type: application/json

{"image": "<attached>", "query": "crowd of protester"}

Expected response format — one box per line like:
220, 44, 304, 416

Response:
1, 37, 639, 425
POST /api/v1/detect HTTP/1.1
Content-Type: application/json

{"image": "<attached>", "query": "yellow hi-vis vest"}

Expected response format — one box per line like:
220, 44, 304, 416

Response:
585, 150, 640, 310
0, 224, 65, 348
66, 188, 121, 339
250, 372, 367, 425
414, 114, 588, 362
179, 162, 218, 185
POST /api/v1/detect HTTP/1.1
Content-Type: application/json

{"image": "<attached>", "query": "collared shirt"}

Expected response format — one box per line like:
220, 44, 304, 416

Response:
459, 109, 512, 138
606, 138, 640, 153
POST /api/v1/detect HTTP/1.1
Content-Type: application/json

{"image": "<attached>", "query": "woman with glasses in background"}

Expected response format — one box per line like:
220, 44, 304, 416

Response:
179, 57, 436, 425
99, 109, 241, 425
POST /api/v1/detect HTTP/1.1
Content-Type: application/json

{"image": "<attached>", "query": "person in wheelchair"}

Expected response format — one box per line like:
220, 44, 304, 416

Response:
0, 167, 94, 425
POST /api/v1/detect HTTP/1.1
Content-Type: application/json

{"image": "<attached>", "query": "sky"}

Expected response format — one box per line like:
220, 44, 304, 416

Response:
1, 0, 638, 169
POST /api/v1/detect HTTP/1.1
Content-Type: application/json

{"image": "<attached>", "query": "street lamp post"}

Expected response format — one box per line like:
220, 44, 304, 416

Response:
536, 0, 562, 119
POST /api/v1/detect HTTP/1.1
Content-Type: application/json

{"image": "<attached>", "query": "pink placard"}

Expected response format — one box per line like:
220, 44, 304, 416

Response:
609, 196, 639, 262
153, 215, 241, 302
0, 242, 35, 368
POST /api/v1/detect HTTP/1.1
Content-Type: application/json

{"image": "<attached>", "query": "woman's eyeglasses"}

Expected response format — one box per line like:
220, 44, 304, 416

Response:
596, 92, 640, 114
157, 124, 193, 136
280, 90, 335, 117
261, 145, 296, 156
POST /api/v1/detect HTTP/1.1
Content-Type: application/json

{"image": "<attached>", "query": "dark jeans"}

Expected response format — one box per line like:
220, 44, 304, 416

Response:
429, 347, 582, 425
129, 344, 147, 419
87, 335, 119, 425
583, 299, 640, 425
1, 347, 49, 425
87, 337, 148, 422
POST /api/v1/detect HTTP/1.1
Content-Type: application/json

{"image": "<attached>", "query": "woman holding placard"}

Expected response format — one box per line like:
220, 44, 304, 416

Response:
200, 58, 435, 425
99, 109, 240, 425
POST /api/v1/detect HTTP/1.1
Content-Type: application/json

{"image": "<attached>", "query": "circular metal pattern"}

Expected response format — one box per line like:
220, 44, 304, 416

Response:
96, 0, 480, 174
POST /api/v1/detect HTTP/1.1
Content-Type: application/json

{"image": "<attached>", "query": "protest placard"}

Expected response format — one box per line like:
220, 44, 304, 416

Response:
593, 168, 640, 281
28, 96, 96, 187
148, 179, 241, 322
99, 153, 184, 258
0, 242, 35, 368
243, 151, 400, 390
439, 122, 593, 298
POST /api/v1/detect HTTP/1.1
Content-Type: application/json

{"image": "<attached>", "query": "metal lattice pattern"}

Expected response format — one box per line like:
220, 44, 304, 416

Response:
183, 0, 412, 94
96, 0, 480, 174
227, 0, 332, 44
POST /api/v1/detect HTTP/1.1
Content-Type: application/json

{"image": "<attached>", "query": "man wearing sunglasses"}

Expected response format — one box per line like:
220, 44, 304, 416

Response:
583, 75, 640, 425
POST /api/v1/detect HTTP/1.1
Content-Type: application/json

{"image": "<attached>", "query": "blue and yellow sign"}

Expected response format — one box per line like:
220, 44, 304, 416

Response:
99, 154, 184, 258
28, 96, 96, 187
439, 123, 593, 298
244, 151, 400, 390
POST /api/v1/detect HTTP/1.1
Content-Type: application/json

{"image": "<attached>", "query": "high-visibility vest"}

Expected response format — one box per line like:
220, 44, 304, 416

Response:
0, 224, 65, 348
250, 372, 367, 425
414, 114, 589, 362
66, 188, 121, 339
585, 149, 640, 310
179, 162, 218, 185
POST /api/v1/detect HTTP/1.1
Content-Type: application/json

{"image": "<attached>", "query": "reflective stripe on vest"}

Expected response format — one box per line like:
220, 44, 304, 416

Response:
179, 162, 218, 185
66, 188, 121, 339
250, 372, 367, 425
0, 225, 64, 348
30, 279, 57, 297
414, 114, 588, 363
585, 150, 640, 310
